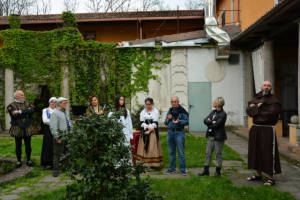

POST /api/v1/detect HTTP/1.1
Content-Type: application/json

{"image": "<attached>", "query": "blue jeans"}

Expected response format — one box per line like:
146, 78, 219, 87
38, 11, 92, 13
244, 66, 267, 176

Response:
167, 130, 186, 173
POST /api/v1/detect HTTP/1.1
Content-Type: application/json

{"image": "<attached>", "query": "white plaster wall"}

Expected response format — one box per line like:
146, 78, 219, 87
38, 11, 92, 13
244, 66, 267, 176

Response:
188, 48, 214, 82
187, 48, 245, 126
131, 48, 188, 126
131, 60, 172, 125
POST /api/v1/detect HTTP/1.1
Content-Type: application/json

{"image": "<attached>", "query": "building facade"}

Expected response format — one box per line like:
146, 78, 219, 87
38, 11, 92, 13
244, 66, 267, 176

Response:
232, 0, 300, 146
215, 0, 284, 31
0, 11, 204, 43
124, 27, 244, 131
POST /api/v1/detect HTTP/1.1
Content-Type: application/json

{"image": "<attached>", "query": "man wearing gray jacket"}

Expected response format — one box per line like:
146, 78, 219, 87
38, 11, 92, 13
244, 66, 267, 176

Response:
49, 97, 72, 177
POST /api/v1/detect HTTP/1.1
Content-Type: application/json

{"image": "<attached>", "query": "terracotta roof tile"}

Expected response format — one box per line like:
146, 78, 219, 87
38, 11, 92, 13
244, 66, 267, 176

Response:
128, 30, 206, 45
127, 24, 241, 44
0, 10, 204, 25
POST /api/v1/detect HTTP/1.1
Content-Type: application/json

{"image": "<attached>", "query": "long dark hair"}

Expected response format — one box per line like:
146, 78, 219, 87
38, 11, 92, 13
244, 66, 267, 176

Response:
145, 97, 154, 105
115, 95, 128, 118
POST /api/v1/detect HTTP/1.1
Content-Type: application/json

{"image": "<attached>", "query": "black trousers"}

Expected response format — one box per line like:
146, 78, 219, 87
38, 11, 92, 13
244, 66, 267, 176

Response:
53, 139, 65, 171
15, 129, 32, 162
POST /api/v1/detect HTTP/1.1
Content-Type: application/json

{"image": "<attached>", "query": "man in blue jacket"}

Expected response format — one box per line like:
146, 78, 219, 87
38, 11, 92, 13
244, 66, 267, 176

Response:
164, 96, 189, 176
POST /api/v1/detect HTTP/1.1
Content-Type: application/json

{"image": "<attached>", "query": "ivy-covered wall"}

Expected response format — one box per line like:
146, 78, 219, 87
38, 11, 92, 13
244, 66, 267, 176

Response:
0, 12, 170, 130
0, 68, 4, 129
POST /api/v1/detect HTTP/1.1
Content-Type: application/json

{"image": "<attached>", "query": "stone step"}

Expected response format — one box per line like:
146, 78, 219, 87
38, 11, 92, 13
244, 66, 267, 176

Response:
0, 194, 20, 200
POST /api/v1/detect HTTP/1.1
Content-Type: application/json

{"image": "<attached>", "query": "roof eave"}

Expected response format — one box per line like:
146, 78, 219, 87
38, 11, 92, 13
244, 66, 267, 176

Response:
231, 0, 299, 44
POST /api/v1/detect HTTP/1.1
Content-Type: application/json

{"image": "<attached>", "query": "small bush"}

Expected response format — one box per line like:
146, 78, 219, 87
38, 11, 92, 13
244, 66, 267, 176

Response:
0, 162, 14, 174
62, 11, 77, 27
61, 113, 161, 200
131, 105, 145, 130
8, 14, 21, 29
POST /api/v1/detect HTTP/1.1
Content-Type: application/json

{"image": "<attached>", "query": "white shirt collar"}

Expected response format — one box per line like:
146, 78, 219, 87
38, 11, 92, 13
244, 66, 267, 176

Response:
15, 100, 24, 103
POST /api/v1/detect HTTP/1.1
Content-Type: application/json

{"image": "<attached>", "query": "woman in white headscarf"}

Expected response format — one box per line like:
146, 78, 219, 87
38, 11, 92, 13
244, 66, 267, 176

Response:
40, 97, 57, 170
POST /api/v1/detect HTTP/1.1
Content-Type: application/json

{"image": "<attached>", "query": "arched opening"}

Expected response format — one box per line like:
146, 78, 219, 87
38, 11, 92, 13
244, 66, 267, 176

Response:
33, 85, 51, 135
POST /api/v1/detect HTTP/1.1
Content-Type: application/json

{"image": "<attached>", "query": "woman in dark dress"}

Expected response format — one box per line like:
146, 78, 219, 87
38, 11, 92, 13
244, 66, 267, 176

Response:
41, 97, 57, 170
136, 98, 163, 168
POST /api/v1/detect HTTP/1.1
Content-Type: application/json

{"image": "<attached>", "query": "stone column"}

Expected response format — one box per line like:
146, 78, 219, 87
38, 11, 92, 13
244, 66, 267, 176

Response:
251, 41, 275, 93
263, 41, 275, 87
170, 48, 188, 109
298, 22, 300, 124
61, 50, 70, 112
244, 51, 254, 103
244, 51, 254, 126
5, 68, 14, 130
62, 64, 70, 112
296, 21, 300, 146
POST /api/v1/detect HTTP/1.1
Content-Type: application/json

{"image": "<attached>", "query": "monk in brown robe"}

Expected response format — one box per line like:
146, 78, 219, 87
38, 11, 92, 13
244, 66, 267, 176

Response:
246, 81, 281, 186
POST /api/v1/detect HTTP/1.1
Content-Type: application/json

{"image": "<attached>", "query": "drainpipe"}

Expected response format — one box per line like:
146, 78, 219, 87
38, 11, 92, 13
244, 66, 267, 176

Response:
237, 0, 240, 24
204, 0, 231, 59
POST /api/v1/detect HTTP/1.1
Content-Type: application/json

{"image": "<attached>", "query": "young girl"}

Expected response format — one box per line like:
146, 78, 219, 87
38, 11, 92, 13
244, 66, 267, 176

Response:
199, 97, 227, 176
109, 96, 133, 146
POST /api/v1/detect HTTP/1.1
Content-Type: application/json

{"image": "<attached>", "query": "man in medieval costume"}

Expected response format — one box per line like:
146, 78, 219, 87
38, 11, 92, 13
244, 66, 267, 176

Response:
7, 90, 35, 168
246, 81, 281, 186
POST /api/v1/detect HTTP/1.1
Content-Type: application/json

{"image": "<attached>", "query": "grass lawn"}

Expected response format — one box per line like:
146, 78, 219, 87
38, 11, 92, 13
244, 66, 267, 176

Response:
0, 134, 296, 200
150, 175, 295, 200
160, 133, 242, 168
26, 187, 66, 200
0, 133, 241, 168
0, 135, 43, 159
27, 176, 295, 200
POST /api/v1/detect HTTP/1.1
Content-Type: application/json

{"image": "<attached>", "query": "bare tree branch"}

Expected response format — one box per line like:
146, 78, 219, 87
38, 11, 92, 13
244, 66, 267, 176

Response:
63, 0, 79, 12
141, 0, 157, 11
34, 0, 52, 15
41, 0, 51, 14
137, 0, 169, 11
0, 0, 36, 16
184, 0, 205, 10
85, 0, 104, 12
15, 0, 36, 15
104, 0, 131, 12
155, 0, 170, 11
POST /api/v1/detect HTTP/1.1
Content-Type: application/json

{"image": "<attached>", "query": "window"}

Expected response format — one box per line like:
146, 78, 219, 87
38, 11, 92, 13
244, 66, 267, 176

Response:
83, 31, 96, 41
221, 10, 226, 27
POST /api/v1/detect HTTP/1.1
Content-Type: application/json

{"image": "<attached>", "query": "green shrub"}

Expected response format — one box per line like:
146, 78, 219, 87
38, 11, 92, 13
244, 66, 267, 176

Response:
131, 105, 145, 130
62, 11, 77, 27
0, 162, 14, 174
8, 15, 21, 29
61, 113, 161, 200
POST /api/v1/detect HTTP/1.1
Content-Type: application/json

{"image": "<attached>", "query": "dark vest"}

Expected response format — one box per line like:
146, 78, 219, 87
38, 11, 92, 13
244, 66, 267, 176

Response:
7, 101, 34, 137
